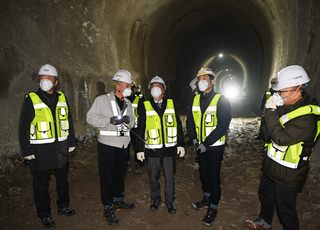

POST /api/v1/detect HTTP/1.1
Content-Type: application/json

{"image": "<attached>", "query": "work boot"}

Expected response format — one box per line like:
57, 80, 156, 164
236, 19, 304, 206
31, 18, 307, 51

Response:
135, 162, 141, 174
244, 218, 272, 230
57, 207, 76, 216
150, 198, 162, 211
126, 161, 131, 172
41, 215, 55, 228
113, 199, 135, 211
103, 208, 119, 226
192, 195, 210, 210
166, 201, 177, 214
201, 206, 218, 227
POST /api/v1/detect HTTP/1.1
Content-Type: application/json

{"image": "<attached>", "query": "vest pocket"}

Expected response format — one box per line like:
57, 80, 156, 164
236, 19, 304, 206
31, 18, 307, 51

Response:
165, 115, 175, 127
58, 108, 68, 120
147, 129, 160, 144
36, 121, 52, 139
59, 120, 69, 137
166, 127, 177, 143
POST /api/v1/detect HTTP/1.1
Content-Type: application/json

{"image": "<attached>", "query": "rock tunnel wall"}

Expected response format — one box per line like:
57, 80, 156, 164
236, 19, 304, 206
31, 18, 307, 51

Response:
0, 0, 320, 174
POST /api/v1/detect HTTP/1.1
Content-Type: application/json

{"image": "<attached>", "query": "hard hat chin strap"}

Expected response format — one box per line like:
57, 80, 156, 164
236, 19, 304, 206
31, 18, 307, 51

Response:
282, 85, 302, 105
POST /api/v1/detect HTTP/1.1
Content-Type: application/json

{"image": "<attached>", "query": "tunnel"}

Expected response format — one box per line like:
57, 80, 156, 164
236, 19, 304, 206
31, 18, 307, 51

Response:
0, 0, 320, 227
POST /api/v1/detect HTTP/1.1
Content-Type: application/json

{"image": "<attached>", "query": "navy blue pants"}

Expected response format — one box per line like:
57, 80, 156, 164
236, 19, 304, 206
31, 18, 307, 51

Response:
198, 149, 223, 205
32, 164, 70, 218
259, 174, 299, 230
98, 142, 127, 206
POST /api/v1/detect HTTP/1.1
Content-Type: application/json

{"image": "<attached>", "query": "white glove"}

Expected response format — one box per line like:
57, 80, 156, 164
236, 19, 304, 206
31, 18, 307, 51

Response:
68, 147, 76, 152
137, 152, 145, 161
24, 155, 35, 160
177, 147, 185, 157
265, 96, 277, 109
272, 93, 284, 106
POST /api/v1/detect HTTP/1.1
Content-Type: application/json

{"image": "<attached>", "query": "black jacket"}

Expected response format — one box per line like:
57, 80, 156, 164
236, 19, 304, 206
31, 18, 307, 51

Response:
137, 98, 185, 157
261, 93, 319, 188
18, 89, 75, 171
186, 89, 232, 150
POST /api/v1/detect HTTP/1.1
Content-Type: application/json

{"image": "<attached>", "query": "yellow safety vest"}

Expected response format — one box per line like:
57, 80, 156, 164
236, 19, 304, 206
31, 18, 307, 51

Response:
132, 96, 140, 128
266, 105, 320, 169
28, 91, 69, 144
265, 88, 272, 106
144, 99, 177, 149
192, 94, 226, 146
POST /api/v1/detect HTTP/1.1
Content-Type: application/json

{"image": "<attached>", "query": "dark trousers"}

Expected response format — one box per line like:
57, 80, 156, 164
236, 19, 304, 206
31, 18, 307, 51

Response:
32, 164, 70, 218
148, 156, 176, 202
259, 174, 299, 230
199, 149, 223, 205
98, 142, 127, 206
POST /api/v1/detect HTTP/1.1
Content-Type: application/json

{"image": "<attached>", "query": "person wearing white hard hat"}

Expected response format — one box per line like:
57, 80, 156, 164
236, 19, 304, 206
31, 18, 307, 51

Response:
136, 76, 185, 214
18, 64, 76, 228
86, 70, 136, 226
186, 67, 232, 227
245, 65, 320, 230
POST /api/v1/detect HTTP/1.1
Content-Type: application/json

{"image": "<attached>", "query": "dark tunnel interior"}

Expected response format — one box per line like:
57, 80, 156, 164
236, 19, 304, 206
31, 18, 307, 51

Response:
135, 0, 273, 116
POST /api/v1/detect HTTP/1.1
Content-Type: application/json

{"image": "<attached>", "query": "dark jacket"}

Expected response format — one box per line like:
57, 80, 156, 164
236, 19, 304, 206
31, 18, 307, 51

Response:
137, 98, 185, 157
261, 93, 319, 188
18, 89, 75, 171
186, 89, 232, 150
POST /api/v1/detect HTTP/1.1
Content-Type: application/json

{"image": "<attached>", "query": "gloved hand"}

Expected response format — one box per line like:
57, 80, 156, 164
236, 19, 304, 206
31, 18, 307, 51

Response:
68, 147, 76, 152
177, 147, 185, 157
265, 96, 277, 109
123, 115, 130, 124
196, 144, 207, 156
137, 152, 145, 161
272, 93, 284, 106
193, 139, 200, 150
110, 116, 123, 125
24, 155, 35, 160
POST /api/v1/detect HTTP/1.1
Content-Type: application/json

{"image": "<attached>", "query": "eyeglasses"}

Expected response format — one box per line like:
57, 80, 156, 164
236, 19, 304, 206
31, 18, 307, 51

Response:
276, 90, 297, 95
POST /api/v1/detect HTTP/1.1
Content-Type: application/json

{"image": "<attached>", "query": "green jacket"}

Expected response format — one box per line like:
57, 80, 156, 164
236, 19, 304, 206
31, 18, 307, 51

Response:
261, 94, 319, 188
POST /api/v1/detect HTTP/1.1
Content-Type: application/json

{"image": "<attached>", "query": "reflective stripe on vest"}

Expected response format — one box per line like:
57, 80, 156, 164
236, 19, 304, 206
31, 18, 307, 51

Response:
28, 91, 69, 144
192, 94, 225, 146
132, 96, 140, 128
267, 105, 320, 169
144, 99, 177, 149
99, 96, 130, 137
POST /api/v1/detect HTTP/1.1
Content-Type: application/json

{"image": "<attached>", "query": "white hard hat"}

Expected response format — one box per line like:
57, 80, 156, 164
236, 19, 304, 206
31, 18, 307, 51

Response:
148, 76, 166, 90
197, 67, 215, 79
273, 65, 310, 91
38, 64, 58, 77
112, 70, 132, 84
189, 78, 197, 91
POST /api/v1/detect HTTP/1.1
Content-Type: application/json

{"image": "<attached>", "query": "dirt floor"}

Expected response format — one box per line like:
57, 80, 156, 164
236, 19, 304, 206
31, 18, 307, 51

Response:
1, 118, 320, 230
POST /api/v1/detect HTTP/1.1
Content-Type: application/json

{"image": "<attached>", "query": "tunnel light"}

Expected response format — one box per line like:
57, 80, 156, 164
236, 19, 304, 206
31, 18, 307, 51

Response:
226, 69, 228, 71
225, 86, 239, 100
219, 53, 223, 57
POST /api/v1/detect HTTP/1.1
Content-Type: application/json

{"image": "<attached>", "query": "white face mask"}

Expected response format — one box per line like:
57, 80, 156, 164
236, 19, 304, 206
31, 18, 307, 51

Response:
198, 80, 210, 92
151, 86, 162, 98
40, 79, 53, 92
122, 87, 131, 97
272, 93, 284, 106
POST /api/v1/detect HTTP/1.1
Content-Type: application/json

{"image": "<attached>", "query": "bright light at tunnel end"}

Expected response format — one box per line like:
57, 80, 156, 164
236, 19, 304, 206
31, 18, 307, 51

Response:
219, 53, 223, 57
224, 87, 239, 100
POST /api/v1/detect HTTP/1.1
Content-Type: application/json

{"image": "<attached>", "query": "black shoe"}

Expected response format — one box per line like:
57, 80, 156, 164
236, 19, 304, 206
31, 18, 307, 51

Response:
135, 163, 141, 174
201, 207, 218, 227
150, 198, 162, 211
166, 201, 176, 214
57, 207, 76, 216
192, 196, 210, 210
113, 199, 135, 211
103, 208, 119, 226
41, 215, 55, 228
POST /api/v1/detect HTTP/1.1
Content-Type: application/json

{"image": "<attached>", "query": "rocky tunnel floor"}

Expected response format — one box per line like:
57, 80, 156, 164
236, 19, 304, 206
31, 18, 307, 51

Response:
1, 118, 320, 230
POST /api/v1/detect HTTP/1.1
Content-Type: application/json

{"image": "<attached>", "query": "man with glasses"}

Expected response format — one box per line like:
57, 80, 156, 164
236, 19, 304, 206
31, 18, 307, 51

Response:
244, 65, 320, 230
